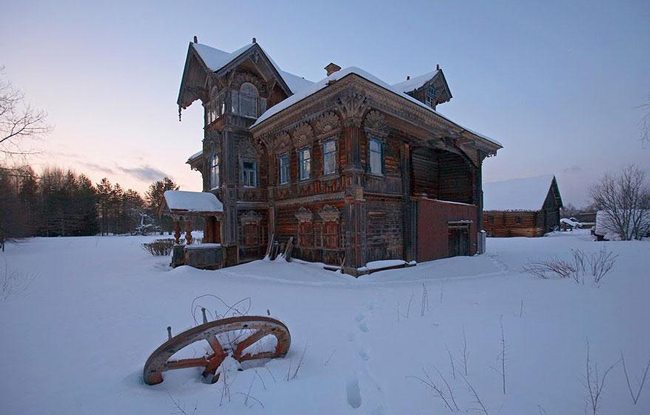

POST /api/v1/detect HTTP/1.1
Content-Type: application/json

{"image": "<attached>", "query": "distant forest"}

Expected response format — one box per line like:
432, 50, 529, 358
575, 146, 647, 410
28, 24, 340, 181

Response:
0, 166, 181, 239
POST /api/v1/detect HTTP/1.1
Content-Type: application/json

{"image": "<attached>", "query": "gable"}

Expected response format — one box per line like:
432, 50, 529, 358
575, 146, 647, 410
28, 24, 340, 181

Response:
392, 69, 452, 109
483, 175, 559, 211
178, 41, 314, 110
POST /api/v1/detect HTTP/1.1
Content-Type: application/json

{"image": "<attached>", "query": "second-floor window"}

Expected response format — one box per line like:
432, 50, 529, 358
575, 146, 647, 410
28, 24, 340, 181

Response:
242, 160, 257, 187
299, 148, 311, 180
239, 83, 258, 118
322, 139, 336, 175
279, 154, 289, 185
369, 138, 383, 175
210, 153, 219, 189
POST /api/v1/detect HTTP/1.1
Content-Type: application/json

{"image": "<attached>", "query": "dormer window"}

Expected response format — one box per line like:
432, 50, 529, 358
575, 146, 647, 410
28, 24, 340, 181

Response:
425, 85, 437, 108
239, 83, 258, 118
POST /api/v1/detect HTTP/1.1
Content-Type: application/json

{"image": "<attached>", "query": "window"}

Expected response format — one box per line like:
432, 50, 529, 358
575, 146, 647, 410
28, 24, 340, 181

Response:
369, 138, 383, 175
279, 154, 289, 185
239, 83, 258, 118
243, 223, 260, 246
210, 153, 219, 189
515, 216, 522, 225
299, 147, 311, 180
322, 139, 336, 175
242, 160, 257, 187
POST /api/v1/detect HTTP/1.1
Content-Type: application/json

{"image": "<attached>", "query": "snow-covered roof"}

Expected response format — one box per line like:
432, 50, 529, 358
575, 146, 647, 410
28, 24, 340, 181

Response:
251, 66, 501, 148
191, 43, 314, 94
187, 149, 202, 163
392, 70, 439, 93
163, 190, 223, 213
483, 175, 556, 211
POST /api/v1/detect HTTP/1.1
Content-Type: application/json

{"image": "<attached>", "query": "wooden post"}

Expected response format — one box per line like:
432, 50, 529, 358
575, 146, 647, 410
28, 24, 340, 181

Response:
173, 220, 181, 244
185, 219, 193, 245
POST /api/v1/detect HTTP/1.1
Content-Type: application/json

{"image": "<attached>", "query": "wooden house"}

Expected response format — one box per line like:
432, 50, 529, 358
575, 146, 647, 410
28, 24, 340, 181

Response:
177, 38, 502, 275
483, 175, 563, 237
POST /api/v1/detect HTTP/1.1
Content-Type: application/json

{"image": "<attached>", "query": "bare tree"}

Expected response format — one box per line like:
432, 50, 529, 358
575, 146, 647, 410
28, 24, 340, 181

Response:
0, 67, 52, 160
590, 165, 650, 240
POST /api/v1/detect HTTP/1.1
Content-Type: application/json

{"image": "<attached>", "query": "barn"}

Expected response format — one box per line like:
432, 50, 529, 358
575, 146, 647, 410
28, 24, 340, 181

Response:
483, 175, 563, 237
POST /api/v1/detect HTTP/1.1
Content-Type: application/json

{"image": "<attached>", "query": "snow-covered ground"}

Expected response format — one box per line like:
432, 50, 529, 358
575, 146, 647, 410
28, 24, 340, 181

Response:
1, 231, 649, 414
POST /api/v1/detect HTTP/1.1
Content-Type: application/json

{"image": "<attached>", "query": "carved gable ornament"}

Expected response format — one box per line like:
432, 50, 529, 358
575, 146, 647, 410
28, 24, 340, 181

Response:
318, 205, 340, 222
363, 110, 389, 138
314, 112, 341, 137
240, 210, 262, 224
205, 130, 222, 152
295, 206, 314, 223
292, 123, 314, 148
238, 137, 259, 158
336, 90, 369, 125
271, 132, 291, 154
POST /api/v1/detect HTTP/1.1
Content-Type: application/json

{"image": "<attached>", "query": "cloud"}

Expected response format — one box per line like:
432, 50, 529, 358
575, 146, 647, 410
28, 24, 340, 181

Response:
79, 162, 115, 175
117, 164, 170, 182
563, 165, 582, 173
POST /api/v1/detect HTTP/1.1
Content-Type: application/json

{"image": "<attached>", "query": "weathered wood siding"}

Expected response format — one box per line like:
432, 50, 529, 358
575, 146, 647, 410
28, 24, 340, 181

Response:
365, 196, 403, 262
482, 211, 543, 237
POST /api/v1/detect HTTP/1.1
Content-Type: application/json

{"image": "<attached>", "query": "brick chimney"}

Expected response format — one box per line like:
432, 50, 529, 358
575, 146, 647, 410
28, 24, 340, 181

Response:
193, 36, 198, 43
325, 62, 341, 76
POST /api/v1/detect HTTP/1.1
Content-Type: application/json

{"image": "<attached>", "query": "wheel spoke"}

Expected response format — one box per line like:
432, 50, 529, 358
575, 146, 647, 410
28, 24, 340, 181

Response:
233, 329, 268, 359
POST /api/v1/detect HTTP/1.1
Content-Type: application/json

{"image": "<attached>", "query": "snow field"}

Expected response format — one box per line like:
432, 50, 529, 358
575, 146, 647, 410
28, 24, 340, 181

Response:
0, 230, 648, 414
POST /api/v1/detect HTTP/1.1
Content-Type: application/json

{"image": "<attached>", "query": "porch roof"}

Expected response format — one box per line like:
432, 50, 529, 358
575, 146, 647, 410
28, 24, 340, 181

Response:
163, 190, 223, 214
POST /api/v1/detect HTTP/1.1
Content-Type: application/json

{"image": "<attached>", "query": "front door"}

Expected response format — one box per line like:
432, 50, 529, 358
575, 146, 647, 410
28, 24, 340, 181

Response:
448, 224, 469, 257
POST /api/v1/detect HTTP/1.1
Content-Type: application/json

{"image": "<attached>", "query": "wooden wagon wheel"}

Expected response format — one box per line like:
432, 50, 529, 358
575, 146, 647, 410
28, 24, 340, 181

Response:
143, 316, 291, 385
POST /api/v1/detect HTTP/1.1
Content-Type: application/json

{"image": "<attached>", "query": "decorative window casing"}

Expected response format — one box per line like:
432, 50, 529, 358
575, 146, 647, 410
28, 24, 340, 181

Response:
318, 205, 341, 249
363, 110, 389, 176
279, 153, 289, 185
299, 147, 311, 180
240, 211, 262, 246
295, 207, 314, 247
210, 153, 220, 189
322, 139, 337, 176
369, 138, 384, 175
242, 160, 258, 188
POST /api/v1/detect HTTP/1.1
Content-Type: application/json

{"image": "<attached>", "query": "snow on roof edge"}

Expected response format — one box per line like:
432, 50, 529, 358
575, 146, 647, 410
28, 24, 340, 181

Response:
163, 190, 223, 213
392, 70, 439, 93
251, 66, 501, 148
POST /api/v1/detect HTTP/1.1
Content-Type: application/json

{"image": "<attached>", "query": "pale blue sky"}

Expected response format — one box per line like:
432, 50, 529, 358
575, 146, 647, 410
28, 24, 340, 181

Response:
1, 0, 649, 206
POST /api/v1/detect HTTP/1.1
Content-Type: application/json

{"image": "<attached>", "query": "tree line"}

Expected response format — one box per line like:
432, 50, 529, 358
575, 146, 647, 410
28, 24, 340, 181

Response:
0, 165, 178, 239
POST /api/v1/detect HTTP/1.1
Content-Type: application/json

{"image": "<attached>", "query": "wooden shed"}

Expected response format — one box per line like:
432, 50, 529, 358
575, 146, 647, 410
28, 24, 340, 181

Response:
482, 175, 563, 237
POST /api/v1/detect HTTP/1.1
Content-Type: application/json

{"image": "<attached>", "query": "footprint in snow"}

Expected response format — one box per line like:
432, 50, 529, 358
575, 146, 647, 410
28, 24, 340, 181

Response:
346, 377, 362, 409
358, 321, 369, 333
358, 350, 369, 361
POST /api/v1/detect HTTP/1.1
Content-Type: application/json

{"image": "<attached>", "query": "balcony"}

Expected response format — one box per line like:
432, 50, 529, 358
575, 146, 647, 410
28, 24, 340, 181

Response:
206, 90, 267, 126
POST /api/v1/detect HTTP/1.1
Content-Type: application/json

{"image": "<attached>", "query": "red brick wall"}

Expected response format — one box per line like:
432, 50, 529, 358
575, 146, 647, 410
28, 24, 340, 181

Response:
417, 198, 478, 262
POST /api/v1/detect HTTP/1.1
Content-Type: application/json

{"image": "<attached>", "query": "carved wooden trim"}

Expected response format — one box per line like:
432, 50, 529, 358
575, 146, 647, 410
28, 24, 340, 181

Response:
314, 111, 341, 138
363, 110, 389, 139
295, 206, 314, 223
292, 123, 314, 148
318, 205, 340, 222
336, 90, 369, 126
270, 132, 291, 155
240, 210, 262, 224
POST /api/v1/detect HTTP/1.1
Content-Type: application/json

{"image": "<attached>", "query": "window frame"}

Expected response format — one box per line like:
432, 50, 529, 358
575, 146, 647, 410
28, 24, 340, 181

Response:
368, 137, 384, 176
322, 139, 337, 176
298, 147, 311, 181
209, 153, 219, 189
278, 153, 290, 185
242, 159, 258, 188
239, 82, 259, 119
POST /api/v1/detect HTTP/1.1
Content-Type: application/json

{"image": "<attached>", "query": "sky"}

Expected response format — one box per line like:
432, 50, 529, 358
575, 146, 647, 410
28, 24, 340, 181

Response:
1, 0, 649, 207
